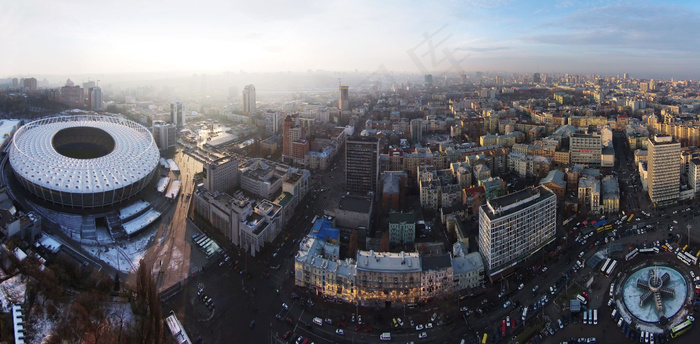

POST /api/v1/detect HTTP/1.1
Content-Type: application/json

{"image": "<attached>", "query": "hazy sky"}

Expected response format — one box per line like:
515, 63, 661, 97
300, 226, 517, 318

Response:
2, 0, 700, 78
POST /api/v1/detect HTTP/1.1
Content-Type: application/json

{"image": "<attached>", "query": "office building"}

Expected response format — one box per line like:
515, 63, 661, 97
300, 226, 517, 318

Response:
243, 84, 256, 114
346, 137, 380, 194
152, 121, 177, 150
88, 87, 102, 111
170, 101, 185, 127
570, 134, 602, 166
477, 186, 556, 278
424, 74, 433, 85
203, 156, 240, 193
647, 135, 680, 206
338, 86, 349, 111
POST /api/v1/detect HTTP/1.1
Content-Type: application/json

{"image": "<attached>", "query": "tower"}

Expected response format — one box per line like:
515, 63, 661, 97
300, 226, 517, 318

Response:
243, 84, 256, 114
338, 85, 349, 111
88, 87, 102, 111
170, 101, 185, 127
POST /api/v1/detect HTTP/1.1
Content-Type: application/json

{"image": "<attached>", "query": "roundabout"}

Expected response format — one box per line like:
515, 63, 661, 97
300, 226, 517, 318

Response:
613, 260, 695, 335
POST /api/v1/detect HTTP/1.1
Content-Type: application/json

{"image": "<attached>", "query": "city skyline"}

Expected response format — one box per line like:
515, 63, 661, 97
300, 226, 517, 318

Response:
2, 1, 700, 79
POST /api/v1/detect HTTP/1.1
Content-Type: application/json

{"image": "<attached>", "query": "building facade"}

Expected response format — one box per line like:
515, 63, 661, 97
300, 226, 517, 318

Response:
477, 186, 556, 278
152, 121, 177, 150
203, 156, 240, 194
570, 134, 602, 166
388, 211, 416, 245
171, 101, 185, 127
346, 137, 380, 194
243, 84, 256, 114
647, 135, 680, 206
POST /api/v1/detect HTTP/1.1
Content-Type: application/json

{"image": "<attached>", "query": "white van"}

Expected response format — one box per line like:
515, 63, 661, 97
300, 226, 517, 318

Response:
313, 317, 323, 326
380, 332, 392, 341
576, 294, 588, 305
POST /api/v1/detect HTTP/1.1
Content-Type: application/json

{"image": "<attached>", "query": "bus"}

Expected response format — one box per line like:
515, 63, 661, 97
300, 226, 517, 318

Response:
627, 214, 635, 223
593, 309, 598, 325
583, 311, 588, 325
683, 252, 698, 265
677, 252, 692, 266
596, 224, 613, 233
670, 319, 693, 338
600, 258, 612, 273
640, 247, 659, 254
625, 248, 639, 261
696, 249, 700, 258
605, 260, 618, 276
482, 333, 488, 344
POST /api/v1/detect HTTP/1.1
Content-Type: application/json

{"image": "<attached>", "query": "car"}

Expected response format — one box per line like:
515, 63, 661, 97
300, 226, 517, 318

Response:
415, 324, 424, 331
512, 318, 516, 328
355, 325, 363, 331
691, 271, 696, 278
335, 329, 344, 335
397, 317, 403, 326
358, 315, 363, 325
351, 313, 355, 323
337, 321, 346, 328
426, 322, 433, 329
542, 267, 548, 273
503, 300, 512, 308
558, 319, 564, 329
365, 325, 373, 333
282, 303, 289, 310
518, 283, 524, 290
249, 320, 255, 328
325, 318, 333, 325
506, 316, 510, 324
283, 330, 292, 339
431, 313, 438, 322
275, 314, 283, 321
285, 317, 293, 325
418, 332, 427, 339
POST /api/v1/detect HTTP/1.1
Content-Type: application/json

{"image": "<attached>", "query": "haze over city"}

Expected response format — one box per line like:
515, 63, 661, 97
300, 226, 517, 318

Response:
3, 0, 700, 79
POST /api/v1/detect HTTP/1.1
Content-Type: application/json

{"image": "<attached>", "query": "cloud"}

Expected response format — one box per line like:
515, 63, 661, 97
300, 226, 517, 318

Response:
523, 4, 700, 53
455, 46, 511, 53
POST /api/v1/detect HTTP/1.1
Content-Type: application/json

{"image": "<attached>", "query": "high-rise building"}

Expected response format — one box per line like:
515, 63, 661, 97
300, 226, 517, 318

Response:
623, 73, 629, 79
689, 159, 700, 196
338, 86, 349, 111
282, 114, 308, 165
11, 78, 18, 88
152, 120, 177, 150
88, 87, 102, 111
647, 135, 680, 207
203, 156, 240, 193
569, 134, 602, 166
533, 72, 541, 84
243, 84, 256, 114
23, 77, 37, 92
170, 101, 185, 127
60, 79, 84, 108
424, 74, 433, 85
477, 186, 556, 278
460, 74, 467, 85
410, 119, 423, 143
345, 137, 380, 194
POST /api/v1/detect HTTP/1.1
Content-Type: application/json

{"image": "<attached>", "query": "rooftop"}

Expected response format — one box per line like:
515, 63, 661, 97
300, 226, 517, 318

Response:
422, 253, 452, 271
338, 196, 372, 213
483, 186, 554, 220
389, 211, 416, 224
355, 250, 421, 273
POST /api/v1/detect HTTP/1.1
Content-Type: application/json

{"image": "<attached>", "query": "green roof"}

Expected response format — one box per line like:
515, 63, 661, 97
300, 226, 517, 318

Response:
389, 211, 416, 224
275, 192, 293, 207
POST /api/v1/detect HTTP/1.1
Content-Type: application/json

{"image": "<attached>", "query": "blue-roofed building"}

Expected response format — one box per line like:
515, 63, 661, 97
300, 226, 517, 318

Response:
310, 218, 340, 244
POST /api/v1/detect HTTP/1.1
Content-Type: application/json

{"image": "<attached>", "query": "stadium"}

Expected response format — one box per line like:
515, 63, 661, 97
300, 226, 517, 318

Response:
9, 114, 160, 209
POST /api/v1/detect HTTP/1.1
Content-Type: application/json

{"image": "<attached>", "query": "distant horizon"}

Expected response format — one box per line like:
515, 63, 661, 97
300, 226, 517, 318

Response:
3, 1, 699, 80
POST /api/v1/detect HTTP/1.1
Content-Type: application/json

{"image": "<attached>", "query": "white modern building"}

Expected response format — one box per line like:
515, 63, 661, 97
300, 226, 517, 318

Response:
647, 135, 680, 207
243, 84, 256, 114
477, 186, 556, 279
203, 156, 240, 194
